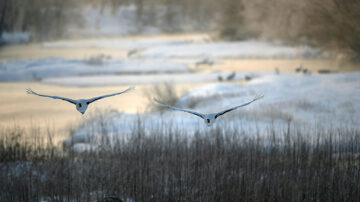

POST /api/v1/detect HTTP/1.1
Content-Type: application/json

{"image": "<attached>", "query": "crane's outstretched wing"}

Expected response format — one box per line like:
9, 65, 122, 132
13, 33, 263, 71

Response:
215, 95, 264, 119
154, 98, 205, 119
26, 88, 77, 105
86, 87, 134, 104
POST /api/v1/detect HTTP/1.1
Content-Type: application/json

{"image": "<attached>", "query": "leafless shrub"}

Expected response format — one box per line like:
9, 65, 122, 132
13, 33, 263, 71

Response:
0, 124, 60, 162
64, 108, 118, 150
303, 0, 360, 59
84, 54, 112, 66
216, 0, 249, 40
294, 99, 314, 111
144, 83, 180, 112
183, 92, 249, 109
252, 105, 293, 122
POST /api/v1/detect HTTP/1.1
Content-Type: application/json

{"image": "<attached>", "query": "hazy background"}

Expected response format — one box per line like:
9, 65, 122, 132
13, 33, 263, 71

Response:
1, 1, 360, 201
1, 0, 360, 58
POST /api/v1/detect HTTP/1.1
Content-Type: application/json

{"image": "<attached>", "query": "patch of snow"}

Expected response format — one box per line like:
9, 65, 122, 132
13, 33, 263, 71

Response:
43, 73, 216, 86
65, 112, 208, 151
0, 32, 30, 45
63, 133, 91, 148
71, 143, 97, 153
140, 40, 319, 59
43, 71, 259, 86
0, 57, 189, 81
43, 38, 189, 50
43, 39, 318, 59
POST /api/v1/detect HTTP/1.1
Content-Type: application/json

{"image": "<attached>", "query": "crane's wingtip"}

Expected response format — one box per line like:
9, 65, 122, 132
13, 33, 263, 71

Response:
120, 86, 135, 94
153, 98, 165, 105
254, 94, 264, 100
258, 94, 264, 98
26, 88, 34, 94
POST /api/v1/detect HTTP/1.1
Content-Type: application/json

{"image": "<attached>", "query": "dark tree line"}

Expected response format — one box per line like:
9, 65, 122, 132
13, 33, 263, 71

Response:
241, 0, 360, 58
0, 0, 78, 41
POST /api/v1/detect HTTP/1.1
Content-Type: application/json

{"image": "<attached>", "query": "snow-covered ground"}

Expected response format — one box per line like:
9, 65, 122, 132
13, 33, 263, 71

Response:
66, 72, 360, 152
140, 40, 319, 59
43, 71, 254, 86
0, 32, 30, 45
0, 57, 189, 81
1, 38, 319, 82
43, 38, 319, 59
43, 37, 189, 50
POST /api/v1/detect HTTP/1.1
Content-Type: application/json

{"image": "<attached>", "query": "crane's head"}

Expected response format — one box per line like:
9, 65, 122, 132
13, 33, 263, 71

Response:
204, 115, 216, 127
76, 100, 88, 115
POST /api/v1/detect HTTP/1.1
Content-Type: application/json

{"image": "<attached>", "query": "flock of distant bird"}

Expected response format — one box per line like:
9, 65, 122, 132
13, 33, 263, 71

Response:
26, 87, 263, 127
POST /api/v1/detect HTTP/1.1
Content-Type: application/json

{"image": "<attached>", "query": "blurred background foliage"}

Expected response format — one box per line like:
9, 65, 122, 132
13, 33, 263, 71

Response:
1, 0, 360, 58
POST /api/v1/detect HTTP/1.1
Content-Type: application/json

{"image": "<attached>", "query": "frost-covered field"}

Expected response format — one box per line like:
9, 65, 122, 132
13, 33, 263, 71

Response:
43, 38, 318, 59
43, 37, 189, 50
67, 72, 360, 152
0, 57, 189, 81
0, 35, 358, 152
0, 37, 319, 82
140, 40, 319, 59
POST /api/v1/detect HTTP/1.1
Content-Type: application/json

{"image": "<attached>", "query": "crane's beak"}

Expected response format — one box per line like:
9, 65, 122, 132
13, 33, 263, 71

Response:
81, 112, 85, 115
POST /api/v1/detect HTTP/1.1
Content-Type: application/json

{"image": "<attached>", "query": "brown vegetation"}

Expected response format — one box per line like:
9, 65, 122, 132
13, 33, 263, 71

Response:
1, 122, 360, 201
144, 83, 180, 112
303, 0, 360, 59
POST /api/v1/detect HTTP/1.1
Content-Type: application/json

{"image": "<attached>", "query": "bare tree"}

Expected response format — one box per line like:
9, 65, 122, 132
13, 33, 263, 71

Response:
304, 0, 360, 58
217, 0, 248, 40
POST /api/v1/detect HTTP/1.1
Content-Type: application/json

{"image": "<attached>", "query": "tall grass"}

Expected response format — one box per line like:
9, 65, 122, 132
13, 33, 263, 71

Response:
1, 121, 359, 201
